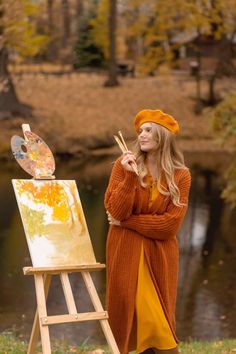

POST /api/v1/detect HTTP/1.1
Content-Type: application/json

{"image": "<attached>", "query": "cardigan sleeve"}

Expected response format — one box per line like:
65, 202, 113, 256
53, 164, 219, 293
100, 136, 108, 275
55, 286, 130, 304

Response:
121, 169, 191, 240
104, 158, 139, 221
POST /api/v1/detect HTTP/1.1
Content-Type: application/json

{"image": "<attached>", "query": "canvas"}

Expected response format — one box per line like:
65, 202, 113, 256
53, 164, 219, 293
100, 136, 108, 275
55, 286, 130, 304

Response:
12, 179, 96, 267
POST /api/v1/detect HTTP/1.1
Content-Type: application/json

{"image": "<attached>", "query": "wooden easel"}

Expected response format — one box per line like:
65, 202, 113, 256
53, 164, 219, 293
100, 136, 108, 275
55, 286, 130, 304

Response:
24, 264, 119, 354
12, 125, 120, 354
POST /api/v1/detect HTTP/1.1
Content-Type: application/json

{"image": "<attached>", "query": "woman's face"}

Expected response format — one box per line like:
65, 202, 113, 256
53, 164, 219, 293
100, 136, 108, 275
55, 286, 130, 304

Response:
138, 122, 158, 152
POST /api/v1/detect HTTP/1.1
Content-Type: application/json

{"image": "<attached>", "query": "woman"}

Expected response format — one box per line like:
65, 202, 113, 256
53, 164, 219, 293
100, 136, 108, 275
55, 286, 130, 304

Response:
104, 109, 191, 354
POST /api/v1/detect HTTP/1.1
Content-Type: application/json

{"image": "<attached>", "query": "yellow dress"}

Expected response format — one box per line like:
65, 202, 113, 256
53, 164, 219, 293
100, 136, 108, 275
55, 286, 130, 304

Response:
135, 178, 177, 353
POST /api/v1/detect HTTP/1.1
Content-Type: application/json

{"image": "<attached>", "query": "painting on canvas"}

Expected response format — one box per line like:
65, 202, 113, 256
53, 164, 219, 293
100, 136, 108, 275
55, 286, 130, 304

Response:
12, 179, 96, 267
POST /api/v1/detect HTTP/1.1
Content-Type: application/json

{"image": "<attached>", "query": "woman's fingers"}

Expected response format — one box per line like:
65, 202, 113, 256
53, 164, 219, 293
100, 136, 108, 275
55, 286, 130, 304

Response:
122, 151, 136, 160
106, 211, 121, 226
123, 150, 135, 155
121, 151, 136, 172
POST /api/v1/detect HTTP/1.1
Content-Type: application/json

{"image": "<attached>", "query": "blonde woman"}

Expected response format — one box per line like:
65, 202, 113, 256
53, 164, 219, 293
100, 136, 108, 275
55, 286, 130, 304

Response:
104, 109, 191, 354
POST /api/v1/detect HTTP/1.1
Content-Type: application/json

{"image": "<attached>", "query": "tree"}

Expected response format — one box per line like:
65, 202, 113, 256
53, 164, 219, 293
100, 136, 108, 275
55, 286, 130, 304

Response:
122, 0, 236, 108
47, 0, 56, 61
185, 0, 236, 107
0, 4, 19, 118
104, 0, 119, 86
205, 0, 236, 105
74, 10, 105, 68
123, 0, 185, 74
0, 0, 48, 118
76, 0, 84, 19
91, 0, 109, 61
61, 0, 71, 48
209, 91, 236, 208
91, 0, 119, 86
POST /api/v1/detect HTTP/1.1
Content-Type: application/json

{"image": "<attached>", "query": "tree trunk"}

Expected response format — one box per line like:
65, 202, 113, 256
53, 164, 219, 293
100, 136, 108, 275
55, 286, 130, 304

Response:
47, 0, 57, 61
76, 0, 84, 18
0, 2, 22, 119
61, 0, 71, 48
194, 30, 203, 113
104, 0, 119, 87
76, 0, 84, 45
208, 75, 217, 105
0, 47, 31, 118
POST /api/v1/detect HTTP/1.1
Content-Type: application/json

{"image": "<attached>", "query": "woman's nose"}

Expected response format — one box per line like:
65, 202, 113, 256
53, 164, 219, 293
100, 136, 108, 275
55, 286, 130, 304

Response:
139, 131, 145, 138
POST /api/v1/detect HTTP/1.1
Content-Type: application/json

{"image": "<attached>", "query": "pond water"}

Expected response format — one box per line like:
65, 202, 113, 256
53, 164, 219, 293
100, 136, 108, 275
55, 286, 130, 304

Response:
0, 152, 235, 346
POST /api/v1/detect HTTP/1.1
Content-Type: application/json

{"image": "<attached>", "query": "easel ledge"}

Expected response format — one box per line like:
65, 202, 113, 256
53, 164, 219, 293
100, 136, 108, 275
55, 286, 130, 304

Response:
23, 263, 105, 275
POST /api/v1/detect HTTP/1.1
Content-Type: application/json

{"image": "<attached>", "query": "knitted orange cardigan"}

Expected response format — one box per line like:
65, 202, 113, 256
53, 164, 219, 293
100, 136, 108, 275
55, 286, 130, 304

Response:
104, 158, 191, 354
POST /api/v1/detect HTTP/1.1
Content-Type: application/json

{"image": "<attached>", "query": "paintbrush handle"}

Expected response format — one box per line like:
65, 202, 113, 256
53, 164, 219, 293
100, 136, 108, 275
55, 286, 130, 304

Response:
114, 135, 126, 153
130, 162, 139, 175
118, 131, 129, 151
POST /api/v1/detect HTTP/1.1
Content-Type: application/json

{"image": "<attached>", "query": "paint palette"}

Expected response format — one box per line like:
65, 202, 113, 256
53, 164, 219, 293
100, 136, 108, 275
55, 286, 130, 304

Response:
11, 131, 55, 178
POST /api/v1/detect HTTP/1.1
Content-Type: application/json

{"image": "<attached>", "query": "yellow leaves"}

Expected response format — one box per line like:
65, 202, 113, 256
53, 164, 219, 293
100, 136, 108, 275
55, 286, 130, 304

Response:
15, 180, 89, 226
16, 181, 72, 223
209, 91, 236, 208
2, 0, 48, 58
126, 15, 148, 37
21, 204, 46, 239
52, 202, 70, 223
90, 0, 109, 59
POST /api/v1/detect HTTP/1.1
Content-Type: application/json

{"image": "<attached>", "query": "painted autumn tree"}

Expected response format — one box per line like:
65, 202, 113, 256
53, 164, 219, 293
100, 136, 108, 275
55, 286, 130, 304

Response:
0, 0, 48, 119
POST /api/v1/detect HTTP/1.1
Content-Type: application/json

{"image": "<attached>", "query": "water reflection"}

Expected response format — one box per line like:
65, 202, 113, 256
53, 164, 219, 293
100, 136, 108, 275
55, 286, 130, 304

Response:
0, 153, 235, 345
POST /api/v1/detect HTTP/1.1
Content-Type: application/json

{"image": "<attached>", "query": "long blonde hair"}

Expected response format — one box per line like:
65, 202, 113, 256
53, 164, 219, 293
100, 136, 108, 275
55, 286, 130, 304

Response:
133, 122, 187, 207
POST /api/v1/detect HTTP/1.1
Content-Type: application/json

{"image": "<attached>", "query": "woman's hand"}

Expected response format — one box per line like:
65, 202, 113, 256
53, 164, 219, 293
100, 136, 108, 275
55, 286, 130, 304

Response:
106, 211, 121, 226
121, 151, 137, 172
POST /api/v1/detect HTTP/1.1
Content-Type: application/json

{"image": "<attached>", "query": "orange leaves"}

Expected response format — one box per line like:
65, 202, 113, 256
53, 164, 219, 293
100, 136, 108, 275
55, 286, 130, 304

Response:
16, 181, 71, 222
52, 202, 70, 223
16, 180, 65, 205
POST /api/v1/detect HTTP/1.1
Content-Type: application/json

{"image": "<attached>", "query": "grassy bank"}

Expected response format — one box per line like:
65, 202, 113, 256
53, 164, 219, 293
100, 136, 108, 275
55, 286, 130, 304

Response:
0, 333, 236, 354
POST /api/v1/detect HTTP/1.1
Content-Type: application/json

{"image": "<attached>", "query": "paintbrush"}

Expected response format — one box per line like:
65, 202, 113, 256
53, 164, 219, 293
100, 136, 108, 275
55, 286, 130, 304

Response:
113, 131, 139, 175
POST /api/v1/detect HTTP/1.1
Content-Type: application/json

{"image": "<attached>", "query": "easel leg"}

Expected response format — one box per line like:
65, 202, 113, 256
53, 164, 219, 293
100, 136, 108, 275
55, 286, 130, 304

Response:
27, 275, 51, 354
32, 274, 52, 354
82, 272, 120, 354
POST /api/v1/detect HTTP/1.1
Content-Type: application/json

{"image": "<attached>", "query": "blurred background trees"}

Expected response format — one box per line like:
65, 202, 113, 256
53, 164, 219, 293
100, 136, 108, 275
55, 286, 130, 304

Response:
0, 0, 48, 117
1, 0, 236, 89
1, 0, 235, 95
210, 92, 236, 208
0, 0, 236, 206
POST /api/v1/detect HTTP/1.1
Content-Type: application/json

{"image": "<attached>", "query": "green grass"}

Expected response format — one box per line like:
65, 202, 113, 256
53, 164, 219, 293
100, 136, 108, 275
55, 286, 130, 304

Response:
179, 339, 236, 353
0, 333, 236, 354
0, 332, 109, 354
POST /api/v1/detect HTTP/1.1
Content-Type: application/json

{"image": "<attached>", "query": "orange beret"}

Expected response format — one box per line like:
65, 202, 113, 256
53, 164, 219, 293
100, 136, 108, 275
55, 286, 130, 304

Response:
134, 109, 179, 135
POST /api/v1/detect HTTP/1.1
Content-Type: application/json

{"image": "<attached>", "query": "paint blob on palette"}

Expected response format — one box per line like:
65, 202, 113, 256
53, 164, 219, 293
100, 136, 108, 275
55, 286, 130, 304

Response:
11, 131, 55, 178
12, 179, 97, 267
